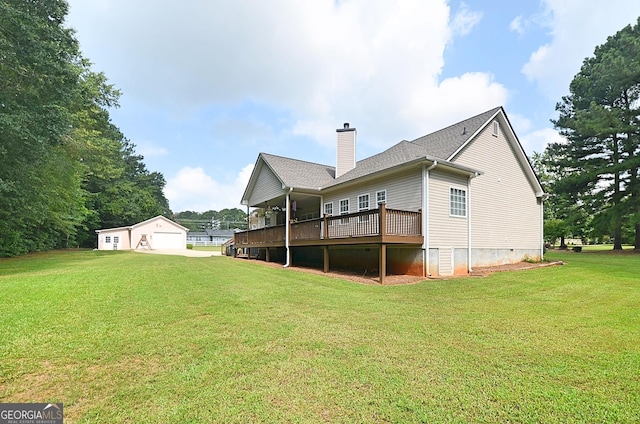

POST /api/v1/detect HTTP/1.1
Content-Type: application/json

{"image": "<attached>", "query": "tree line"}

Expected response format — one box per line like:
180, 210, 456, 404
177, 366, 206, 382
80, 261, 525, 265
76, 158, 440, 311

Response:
174, 209, 248, 232
0, 0, 171, 256
537, 17, 640, 250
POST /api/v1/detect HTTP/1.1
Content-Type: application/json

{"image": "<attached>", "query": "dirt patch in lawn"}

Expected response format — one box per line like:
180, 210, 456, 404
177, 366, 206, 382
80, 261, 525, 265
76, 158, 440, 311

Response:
469, 260, 564, 277
234, 257, 564, 285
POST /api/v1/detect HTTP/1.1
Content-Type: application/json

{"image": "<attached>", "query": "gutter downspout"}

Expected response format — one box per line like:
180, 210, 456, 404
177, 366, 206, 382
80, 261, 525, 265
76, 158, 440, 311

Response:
423, 161, 437, 277
284, 187, 293, 267
539, 193, 548, 261
467, 173, 478, 273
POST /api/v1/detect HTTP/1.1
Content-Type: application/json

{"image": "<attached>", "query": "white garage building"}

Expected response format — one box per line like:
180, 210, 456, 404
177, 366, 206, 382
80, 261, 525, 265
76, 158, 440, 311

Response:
96, 215, 188, 251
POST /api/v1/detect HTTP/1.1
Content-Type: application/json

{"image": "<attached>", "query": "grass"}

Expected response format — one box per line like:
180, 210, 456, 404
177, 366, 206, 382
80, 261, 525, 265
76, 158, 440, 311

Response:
0, 249, 639, 423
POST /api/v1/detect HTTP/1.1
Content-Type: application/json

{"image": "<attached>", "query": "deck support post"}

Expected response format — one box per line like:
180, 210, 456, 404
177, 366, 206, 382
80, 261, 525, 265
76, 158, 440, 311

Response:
265, 247, 270, 262
379, 244, 386, 284
323, 245, 329, 273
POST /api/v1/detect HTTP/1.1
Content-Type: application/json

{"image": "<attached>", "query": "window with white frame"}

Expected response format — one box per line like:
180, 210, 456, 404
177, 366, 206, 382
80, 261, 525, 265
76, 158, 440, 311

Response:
358, 194, 370, 222
105, 236, 111, 243
324, 202, 334, 226
358, 194, 369, 211
339, 199, 349, 224
324, 202, 333, 216
113, 236, 119, 244
450, 188, 466, 217
376, 190, 386, 206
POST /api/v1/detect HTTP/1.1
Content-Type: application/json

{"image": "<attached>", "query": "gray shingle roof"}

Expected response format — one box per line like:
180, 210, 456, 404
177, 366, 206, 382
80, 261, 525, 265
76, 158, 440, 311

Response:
261, 153, 336, 190
410, 106, 502, 159
251, 107, 502, 193
323, 107, 502, 187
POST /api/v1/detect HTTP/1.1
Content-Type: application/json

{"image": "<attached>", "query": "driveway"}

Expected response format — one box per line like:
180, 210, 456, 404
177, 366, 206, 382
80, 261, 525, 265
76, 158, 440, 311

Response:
135, 249, 222, 257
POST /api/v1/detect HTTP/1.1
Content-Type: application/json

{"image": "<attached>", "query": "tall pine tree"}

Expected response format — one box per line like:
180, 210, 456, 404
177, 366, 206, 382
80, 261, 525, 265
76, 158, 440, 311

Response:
550, 18, 640, 250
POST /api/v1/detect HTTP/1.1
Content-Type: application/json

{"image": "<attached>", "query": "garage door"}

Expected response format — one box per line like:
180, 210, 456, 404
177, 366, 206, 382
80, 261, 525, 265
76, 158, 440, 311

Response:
152, 232, 184, 250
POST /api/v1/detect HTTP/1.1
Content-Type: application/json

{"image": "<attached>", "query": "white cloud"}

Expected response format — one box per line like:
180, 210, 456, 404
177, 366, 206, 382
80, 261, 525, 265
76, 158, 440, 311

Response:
65, 0, 521, 210
450, 2, 483, 37
164, 164, 253, 212
519, 128, 565, 154
509, 16, 525, 35
522, 0, 640, 100
134, 140, 168, 157
67, 0, 505, 150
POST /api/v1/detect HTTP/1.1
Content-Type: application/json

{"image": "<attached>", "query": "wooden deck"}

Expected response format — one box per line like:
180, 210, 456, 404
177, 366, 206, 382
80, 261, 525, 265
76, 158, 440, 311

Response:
234, 205, 422, 248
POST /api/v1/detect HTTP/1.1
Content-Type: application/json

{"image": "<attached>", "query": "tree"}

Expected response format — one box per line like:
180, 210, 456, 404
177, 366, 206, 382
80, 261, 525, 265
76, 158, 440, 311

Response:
0, 0, 86, 255
0, 0, 172, 254
550, 18, 640, 250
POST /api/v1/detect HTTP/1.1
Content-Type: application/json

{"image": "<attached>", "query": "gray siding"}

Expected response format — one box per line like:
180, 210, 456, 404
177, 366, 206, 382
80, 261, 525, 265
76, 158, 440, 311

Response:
453, 118, 542, 251
429, 170, 469, 248
248, 163, 287, 206
322, 167, 422, 213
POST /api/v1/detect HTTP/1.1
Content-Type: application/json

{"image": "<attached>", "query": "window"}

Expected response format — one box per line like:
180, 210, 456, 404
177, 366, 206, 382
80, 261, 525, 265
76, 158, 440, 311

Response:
324, 202, 334, 226
113, 236, 119, 244
324, 202, 333, 216
339, 199, 349, 224
450, 188, 466, 217
358, 194, 370, 222
105, 236, 111, 243
492, 120, 499, 136
358, 194, 369, 211
376, 190, 386, 206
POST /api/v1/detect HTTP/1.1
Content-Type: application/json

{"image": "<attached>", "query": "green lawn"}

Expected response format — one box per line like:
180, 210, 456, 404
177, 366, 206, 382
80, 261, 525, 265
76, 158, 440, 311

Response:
1, 250, 638, 423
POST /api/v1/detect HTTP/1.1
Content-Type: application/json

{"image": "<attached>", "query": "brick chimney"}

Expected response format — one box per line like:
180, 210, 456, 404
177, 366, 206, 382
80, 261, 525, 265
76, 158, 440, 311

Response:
336, 123, 356, 178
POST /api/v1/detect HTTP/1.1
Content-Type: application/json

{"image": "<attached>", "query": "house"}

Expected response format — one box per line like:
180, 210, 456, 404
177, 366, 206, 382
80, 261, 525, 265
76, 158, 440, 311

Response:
96, 215, 188, 251
235, 107, 546, 282
187, 229, 236, 246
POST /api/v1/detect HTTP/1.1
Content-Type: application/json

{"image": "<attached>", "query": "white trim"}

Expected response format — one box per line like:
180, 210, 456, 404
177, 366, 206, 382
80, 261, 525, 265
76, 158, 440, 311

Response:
467, 175, 473, 273
323, 201, 334, 216
540, 197, 545, 260
449, 186, 467, 218
357, 193, 370, 212
375, 190, 387, 206
423, 161, 437, 277
447, 109, 502, 161
339, 198, 350, 224
284, 188, 292, 267
357, 193, 370, 222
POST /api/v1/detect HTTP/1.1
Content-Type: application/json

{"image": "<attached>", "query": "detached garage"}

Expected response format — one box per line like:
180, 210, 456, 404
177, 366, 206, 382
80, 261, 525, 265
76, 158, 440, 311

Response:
96, 216, 188, 251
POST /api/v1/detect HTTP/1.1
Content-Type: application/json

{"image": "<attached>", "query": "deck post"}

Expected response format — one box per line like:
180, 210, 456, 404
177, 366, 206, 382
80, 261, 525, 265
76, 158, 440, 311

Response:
379, 244, 387, 284
323, 245, 329, 273
265, 247, 270, 262
379, 202, 387, 237
323, 214, 329, 239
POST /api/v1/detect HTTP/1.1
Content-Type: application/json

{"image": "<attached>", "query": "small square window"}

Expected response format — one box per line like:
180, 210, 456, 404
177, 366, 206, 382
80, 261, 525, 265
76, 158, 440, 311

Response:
105, 236, 111, 243
376, 190, 386, 205
113, 236, 119, 243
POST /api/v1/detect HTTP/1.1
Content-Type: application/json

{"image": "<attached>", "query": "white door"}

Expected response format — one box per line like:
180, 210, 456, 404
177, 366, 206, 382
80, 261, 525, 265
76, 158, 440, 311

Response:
152, 232, 183, 249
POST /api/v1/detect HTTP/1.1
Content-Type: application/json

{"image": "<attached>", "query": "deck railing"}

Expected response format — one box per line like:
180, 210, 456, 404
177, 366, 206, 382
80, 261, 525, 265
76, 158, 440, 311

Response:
235, 204, 421, 247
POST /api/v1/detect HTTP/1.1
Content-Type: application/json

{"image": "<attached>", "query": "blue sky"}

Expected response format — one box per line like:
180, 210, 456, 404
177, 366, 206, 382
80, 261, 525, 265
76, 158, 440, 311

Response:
66, 1, 640, 213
